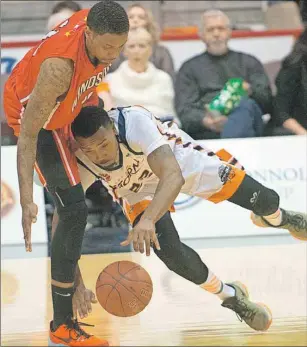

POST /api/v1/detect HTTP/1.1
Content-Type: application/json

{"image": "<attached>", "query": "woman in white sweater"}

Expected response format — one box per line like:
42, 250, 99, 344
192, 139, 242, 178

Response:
105, 28, 177, 120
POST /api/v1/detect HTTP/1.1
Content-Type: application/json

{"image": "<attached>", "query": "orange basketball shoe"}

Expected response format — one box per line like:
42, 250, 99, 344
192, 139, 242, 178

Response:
48, 318, 109, 346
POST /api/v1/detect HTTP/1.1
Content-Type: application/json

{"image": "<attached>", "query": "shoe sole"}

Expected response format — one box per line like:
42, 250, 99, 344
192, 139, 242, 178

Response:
250, 213, 268, 228
251, 213, 307, 241
231, 282, 273, 332
289, 231, 307, 241
48, 337, 110, 346
256, 302, 273, 331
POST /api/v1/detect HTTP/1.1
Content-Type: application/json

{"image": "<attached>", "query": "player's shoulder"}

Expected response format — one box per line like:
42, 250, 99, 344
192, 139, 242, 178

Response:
112, 105, 153, 118
36, 9, 88, 55
108, 106, 154, 130
126, 105, 154, 122
63, 9, 89, 26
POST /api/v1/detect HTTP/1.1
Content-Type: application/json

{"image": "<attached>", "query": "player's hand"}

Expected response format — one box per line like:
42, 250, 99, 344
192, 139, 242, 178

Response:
121, 218, 161, 256
21, 202, 38, 252
73, 285, 97, 319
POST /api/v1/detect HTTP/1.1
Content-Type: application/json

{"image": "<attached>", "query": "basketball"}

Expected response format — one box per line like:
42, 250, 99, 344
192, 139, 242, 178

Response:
96, 261, 153, 317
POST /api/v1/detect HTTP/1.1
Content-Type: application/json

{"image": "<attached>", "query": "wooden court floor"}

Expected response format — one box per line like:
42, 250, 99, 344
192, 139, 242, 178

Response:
1, 241, 307, 346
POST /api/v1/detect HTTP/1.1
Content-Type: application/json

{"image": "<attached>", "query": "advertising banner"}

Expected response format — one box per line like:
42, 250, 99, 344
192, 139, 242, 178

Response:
1, 146, 48, 245
173, 136, 306, 239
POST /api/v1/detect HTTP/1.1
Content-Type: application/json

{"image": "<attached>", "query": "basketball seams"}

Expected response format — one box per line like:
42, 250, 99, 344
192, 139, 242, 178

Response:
104, 269, 150, 306
106, 286, 126, 317
117, 276, 152, 286
96, 261, 153, 317
115, 285, 127, 317
118, 261, 153, 285
96, 283, 115, 309
102, 263, 139, 281
115, 280, 148, 307
96, 283, 115, 291
117, 262, 140, 277
97, 283, 126, 317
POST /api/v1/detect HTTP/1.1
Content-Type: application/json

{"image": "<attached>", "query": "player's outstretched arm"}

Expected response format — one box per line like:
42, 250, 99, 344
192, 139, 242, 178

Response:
122, 144, 184, 255
17, 57, 73, 252
143, 144, 185, 223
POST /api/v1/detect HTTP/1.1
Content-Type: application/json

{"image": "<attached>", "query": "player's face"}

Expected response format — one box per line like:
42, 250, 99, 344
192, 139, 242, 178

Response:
202, 16, 231, 56
85, 29, 128, 66
128, 6, 148, 29
76, 127, 119, 167
124, 32, 152, 65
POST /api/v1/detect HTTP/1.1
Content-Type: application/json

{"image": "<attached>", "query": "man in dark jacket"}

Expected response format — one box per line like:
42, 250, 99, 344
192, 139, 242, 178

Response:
300, 0, 307, 25
175, 10, 273, 140
274, 28, 307, 135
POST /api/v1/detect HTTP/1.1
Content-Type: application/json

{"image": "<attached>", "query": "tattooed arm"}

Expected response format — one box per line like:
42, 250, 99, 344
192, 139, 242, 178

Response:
142, 144, 185, 223
18, 57, 73, 251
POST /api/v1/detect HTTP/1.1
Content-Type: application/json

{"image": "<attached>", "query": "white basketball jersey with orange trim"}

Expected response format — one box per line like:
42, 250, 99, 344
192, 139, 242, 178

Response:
76, 106, 226, 207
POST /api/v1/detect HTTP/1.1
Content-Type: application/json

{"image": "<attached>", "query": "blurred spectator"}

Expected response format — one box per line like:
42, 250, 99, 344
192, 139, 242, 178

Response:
1, 74, 17, 145
47, 1, 81, 31
1, 124, 17, 145
175, 10, 272, 140
105, 28, 177, 119
96, 82, 114, 111
265, 0, 304, 30
273, 28, 307, 135
108, 3, 175, 80
300, 0, 307, 25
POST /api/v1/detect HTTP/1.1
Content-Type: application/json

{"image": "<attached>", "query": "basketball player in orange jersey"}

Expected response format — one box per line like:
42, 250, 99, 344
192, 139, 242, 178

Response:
3, 1, 129, 346
65, 105, 306, 332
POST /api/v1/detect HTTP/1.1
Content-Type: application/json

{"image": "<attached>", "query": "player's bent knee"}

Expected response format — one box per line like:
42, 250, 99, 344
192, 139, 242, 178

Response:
53, 183, 86, 208
252, 187, 279, 216
228, 174, 280, 216
54, 200, 88, 260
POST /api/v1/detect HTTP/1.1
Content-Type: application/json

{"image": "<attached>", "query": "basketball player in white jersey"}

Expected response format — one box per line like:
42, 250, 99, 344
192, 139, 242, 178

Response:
58, 105, 306, 332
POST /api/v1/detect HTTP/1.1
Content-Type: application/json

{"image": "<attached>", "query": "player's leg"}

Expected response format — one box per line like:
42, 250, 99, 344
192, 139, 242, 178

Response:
188, 148, 306, 240
133, 212, 272, 331
36, 127, 108, 346
227, 173, 307, 240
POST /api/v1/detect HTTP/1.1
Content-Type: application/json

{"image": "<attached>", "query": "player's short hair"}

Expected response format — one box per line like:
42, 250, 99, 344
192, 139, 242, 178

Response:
87, 0, 129, 35
51, 1, 82, 14
72, 106, 112, 138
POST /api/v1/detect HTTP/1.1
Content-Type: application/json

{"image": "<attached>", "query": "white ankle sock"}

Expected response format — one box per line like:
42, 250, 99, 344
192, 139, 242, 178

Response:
263, 208, 283, 226
200, 270, 235, 301
216, 283, 236, 301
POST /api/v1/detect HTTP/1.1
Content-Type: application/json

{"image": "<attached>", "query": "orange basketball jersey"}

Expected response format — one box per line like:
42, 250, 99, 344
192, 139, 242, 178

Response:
4, 9, 108, 136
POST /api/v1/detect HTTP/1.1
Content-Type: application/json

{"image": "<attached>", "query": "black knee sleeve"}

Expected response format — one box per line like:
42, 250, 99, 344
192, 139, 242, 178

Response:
50, 184, 88, 283
153, 213, 209, 285
228, 174, 280, 216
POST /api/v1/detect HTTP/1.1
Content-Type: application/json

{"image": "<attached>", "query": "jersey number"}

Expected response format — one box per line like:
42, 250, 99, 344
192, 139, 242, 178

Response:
130, 183, 143, 193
